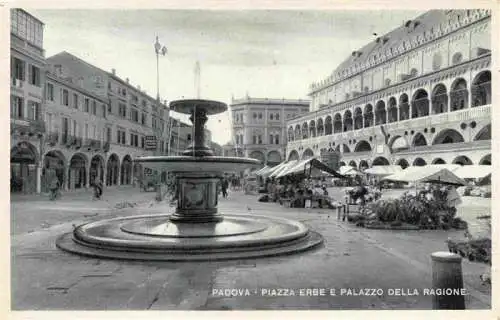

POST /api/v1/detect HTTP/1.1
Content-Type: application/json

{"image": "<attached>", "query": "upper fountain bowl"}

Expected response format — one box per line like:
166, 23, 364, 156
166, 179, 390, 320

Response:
136, 156, 261, 173
169, 99, 227, 116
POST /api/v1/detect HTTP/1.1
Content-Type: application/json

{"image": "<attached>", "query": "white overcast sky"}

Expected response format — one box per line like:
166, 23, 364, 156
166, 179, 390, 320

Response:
30, 9, 423, 144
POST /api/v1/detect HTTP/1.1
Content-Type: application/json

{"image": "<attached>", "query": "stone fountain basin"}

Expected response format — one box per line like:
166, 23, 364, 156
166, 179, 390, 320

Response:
136, 156, 261, 172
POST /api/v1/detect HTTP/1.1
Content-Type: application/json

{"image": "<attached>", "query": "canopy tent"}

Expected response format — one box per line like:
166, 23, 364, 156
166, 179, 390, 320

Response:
261, 162, 287, 177
383, 166, 467, 186
254, 165, 279, 177
253, 166, 270, 176
277, 158, 312, 177
277, 158, 346, 179
338, 165, 363, 176
453, 165, 492, 179
425, 164, 462, 172
269, 160, 299, 178
364, 165, 403, 177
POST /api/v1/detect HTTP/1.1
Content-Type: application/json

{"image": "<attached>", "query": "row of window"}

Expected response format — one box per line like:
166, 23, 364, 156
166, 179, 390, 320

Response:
315, 49, 490, 108
11, 57, 41, 87
10, 95, 41, 120
11, 9, 44, 48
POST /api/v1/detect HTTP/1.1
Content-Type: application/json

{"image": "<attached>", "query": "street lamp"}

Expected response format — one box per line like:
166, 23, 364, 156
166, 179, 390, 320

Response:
154, 36, 167, 101
153, 36, 167, 201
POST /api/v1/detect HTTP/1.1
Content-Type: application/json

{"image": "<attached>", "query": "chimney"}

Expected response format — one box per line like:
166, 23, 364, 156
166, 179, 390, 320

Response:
55, 64, 62, 76
111, 68, 116, 75
137, 85, 141, 90
78, 77, 84, 87
126, 78, 129, 84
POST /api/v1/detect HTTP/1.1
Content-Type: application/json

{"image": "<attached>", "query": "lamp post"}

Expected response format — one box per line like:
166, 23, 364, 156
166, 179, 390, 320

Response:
153, 36, 167, 201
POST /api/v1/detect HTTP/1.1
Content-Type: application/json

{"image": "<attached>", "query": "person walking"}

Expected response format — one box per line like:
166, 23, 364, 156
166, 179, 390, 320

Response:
221, 178, 229, 199
93, 179, 103, 200
48, 176, 60, 201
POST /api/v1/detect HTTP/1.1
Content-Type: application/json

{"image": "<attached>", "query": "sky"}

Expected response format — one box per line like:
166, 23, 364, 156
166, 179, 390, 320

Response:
30, 9, 423, 145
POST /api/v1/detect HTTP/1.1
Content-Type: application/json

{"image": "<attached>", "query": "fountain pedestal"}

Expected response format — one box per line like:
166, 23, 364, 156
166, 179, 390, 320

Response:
170, 172, 222, 223
56, 99, 323, 261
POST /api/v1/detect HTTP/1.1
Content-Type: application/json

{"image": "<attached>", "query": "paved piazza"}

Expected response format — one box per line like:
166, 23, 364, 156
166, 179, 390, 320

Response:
11, 187, 491, 310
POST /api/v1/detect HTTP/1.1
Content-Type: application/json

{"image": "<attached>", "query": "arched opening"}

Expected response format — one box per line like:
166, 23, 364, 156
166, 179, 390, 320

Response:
343, 110, 353, 131
364, 104, 374, 127
372, 157, 390, 166
106, 154, 120, 186
399, 94, 410, 121
294, 125, 301, 140
452, 155, 473, 166
396, 158, 410, 169
474, 124, 491, 141
42, 150, 66, 193
90, 155, 105, 186
413, 158, 427, 166
348, 160, 357, 168
432, 129, 464, 145
432, 158, 446, 164
120, 155, 133, 185
411, 89, 429, 118
359, 160, 369, 170
267, 150, 282, 165
354, 107, 363, 129
388, 97, 397, 123
390, 136, 409, 152
316, 118, 324, 136
412, 133, 427, 147
479, 154, 491, 165
68, 153, 87, 189
333, 113, 342, 133
342, 144, 351, 153
324, 116, 333, 135
10, 142, 39, 193
302, 148, 314, 160
287, 127, 294, 142
288, 150, 299, 161
354, 140, 372, 152
339, 161, 346, 167
431, 83, 448, 114
309, 120, 316, 138
450, 78, 468, 112
249, 150, 265, 163
471, 71, 491, 107
375, 100, 387, 125
302, 123, 309, 139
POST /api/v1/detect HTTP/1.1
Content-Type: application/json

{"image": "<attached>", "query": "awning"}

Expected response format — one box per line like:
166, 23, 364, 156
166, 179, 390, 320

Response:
309, 158, 346, 179
383, 166, 467, 186
364, 165, 403, 176
453, 165, 492, 179
277, 158, 312, 177
277, 158, 346, 179
339, 166, 363, 176
253, 166, 270, 176
269, 160, 299, 178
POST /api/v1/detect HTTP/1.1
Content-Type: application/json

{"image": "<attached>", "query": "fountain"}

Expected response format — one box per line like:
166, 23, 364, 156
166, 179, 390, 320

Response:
56, 99, 323, 261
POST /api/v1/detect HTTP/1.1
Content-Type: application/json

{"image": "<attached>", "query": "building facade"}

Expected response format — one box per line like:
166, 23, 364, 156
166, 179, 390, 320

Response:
10, 9, 46, 194
42, 52, 171, 191
286, 9, 491, 169
229, 97, 310, 165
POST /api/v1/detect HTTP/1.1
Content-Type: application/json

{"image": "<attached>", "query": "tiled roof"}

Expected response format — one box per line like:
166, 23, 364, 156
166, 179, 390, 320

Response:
331, 10, 478, 78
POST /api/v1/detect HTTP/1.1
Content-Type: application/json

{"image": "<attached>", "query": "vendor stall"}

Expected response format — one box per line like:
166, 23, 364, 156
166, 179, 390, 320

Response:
383, 166, 466, 186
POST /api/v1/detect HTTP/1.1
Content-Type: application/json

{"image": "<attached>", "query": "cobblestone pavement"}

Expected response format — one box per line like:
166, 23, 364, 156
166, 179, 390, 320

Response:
10, 188, 491, 310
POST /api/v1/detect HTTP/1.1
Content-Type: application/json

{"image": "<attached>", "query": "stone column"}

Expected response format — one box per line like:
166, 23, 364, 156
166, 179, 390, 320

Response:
36, 165, 42, 194
431, 251, 466, 309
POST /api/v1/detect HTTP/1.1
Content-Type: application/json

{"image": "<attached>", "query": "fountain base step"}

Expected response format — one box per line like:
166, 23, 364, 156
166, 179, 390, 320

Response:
56, 214, 323, 261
